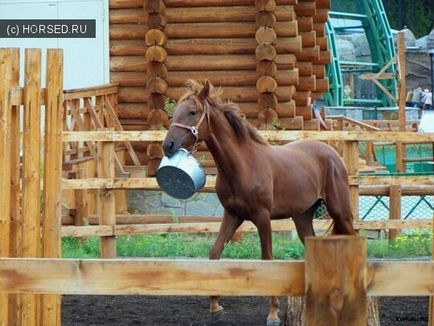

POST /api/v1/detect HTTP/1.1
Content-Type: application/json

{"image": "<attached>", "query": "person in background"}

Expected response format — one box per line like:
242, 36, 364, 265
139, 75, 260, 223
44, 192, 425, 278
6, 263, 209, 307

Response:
410, 86, 423, 108
421, 89, 429, 110
423, 89, 432, 111
405, 88, 414, 107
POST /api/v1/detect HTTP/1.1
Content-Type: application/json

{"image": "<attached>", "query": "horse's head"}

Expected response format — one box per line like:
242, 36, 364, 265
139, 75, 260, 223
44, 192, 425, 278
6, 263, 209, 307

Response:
162, 80, 212, 157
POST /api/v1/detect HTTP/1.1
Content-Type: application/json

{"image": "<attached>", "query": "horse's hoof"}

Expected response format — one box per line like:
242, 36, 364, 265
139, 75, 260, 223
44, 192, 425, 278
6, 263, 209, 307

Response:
210, 309, 226, 321
266, 318, 281, 326
209, 305, 224, 315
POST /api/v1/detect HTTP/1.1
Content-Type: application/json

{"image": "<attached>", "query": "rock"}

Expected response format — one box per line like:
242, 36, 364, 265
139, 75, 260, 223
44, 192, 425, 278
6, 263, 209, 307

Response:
336, 38, 356, 61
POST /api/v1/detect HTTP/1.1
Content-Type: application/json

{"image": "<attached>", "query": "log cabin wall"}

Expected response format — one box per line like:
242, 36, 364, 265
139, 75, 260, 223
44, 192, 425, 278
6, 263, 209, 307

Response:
109, 0, 331, 172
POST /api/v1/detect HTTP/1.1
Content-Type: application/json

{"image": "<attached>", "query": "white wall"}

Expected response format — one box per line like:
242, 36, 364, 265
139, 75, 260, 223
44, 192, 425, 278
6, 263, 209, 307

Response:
0, 0, 109, 89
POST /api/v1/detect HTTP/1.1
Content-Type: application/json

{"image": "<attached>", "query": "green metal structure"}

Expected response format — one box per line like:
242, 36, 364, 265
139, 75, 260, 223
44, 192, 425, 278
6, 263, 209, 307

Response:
325, 0, 397, 107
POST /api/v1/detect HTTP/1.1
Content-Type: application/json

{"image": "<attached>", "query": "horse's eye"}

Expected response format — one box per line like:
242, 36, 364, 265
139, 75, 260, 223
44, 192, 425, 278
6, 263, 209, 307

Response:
190, 111, 196, 116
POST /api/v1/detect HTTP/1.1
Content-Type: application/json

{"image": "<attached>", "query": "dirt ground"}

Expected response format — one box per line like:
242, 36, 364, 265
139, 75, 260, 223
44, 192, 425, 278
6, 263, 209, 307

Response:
62, 295, 429, 325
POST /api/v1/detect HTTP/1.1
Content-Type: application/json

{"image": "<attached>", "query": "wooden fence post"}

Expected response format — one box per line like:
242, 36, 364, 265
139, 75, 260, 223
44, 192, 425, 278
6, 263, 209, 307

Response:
6, 48, 21, 326
41, 49, 64, 326
388, 185, 401, 241
305, 236, 367, 325
343, 140, 359, 222
98, 138, 117, 258
21, 48, 42, 326
0, 48, 13, 326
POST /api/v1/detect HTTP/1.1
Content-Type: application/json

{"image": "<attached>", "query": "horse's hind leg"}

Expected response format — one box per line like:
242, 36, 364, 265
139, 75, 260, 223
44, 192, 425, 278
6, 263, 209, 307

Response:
292, 203, 317, 244
324, 176, 356, 235
209, 211, 243, 314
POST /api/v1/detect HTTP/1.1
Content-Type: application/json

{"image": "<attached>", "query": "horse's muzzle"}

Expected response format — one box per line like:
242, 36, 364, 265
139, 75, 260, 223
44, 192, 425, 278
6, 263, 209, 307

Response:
163, 140, 176, 157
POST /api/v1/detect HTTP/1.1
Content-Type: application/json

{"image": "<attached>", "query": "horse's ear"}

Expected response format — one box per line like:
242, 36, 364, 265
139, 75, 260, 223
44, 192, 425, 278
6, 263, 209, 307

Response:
198, 80, 211, 102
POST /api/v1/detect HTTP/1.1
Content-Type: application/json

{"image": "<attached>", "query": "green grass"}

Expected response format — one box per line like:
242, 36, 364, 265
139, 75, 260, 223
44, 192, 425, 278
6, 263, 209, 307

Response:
62, 231, 432, 259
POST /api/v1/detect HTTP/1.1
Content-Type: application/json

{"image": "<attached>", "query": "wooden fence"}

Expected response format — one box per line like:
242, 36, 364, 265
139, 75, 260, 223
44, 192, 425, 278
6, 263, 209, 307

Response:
1, 48, 434, 325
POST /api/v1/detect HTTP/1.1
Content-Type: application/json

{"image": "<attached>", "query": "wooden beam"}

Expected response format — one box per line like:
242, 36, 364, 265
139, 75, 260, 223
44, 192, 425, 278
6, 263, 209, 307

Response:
62, 130, 434, 143
60, 219, 434, 238
0, 259, 431, 297
61, 173, 434, 191
305, 236, 367, 325
0, 259, 305, 296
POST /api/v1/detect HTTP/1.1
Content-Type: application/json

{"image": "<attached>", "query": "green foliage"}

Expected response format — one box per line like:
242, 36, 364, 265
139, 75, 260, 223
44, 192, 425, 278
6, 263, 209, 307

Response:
368, 230, 432, 258
164, 98, 177, 118
62, 231, 432, 259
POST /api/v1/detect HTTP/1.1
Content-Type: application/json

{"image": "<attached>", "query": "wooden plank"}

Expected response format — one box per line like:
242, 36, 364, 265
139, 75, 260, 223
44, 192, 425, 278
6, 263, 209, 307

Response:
41, 49, 63, 326
5, 48, 21, 326
0, 259, 431, 296
367, 261, 434, 296
21, 48, 42, 326
63, 84, 118, 100
388, 185, 401, 241
343, 141, 359, 221
62, 130, 434, 143
0, 259, 305, 296
103, 95, 141, 165
60, 219, 434, 238
305, 236, 367, 325
61, 174, 434, 191
0, 47, 13, 326
97, 141, 117, 258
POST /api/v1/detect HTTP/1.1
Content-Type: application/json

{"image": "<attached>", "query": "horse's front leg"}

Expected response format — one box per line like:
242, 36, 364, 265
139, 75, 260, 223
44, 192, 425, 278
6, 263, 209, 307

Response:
254, 213, 280, 326
209, 211, 243, 314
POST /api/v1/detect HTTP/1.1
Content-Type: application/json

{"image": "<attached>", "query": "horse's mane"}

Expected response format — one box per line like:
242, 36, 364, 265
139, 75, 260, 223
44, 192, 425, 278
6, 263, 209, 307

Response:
181, 80, 267, 145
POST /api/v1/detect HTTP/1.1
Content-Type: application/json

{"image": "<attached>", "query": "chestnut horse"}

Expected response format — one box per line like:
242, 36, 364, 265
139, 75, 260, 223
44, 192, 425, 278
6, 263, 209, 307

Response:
162, 80, 356, 326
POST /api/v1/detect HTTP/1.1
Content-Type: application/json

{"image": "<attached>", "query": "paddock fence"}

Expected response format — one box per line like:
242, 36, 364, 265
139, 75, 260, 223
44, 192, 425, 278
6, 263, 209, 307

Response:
1, 48, 434, 325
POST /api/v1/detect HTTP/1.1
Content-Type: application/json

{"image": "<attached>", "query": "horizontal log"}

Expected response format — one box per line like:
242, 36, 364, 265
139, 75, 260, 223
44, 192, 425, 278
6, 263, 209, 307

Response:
165, 0, 255, 6
164, 5, 295, 23
116, 103, 149, 119
110, 40, 146, 56
167, 54, 254, 71
296, 75, 316, 91
110, 25, 146, 40
109, 9, 146, 24
279, 116, 303, 129
0, 259, 432, 296
110, 71, 146, 87
300, 31, 316, 47
313, 8, 328, 23
166, 38, 255, 55
144, 0, 166, 14
312, 64, 325, 78
316, 36, 328, 50
118, 87, 147, 103
313, 50, 331, 65
62, 130, 434, 143
110, 56, 146, 72
0, 258, 305, 296
295, 61, 313, 76
294, 1, 316, 16
313, 23, 325, 36
109, 0, 143, 8
61, 218, 434, 238
295, 45, 320, 62
315, 0, 331, 9
303, 118, 320, 130
166, 86, 291, 102
315, 77, 329, 92
165, 70, 297, 87
257, 76, 278, 93
293, 90, 311, 105
276, 100, 296, 117
295, 105, 313, 120
297, 16, 313, 32
62, 214, 222, 225
164, 21, 297, 39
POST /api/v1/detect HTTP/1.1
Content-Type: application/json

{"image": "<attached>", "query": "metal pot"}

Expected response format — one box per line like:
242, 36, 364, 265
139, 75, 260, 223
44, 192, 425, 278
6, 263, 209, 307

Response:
156, 148, 206, 199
